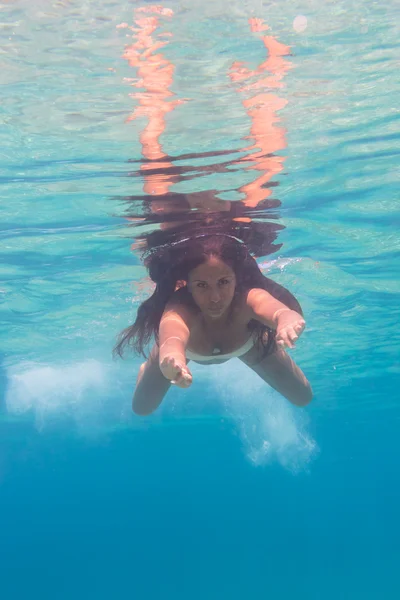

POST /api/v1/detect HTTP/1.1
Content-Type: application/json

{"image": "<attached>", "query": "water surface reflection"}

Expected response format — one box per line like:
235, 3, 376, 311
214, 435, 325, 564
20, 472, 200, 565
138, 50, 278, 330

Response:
117, 7, 292, 258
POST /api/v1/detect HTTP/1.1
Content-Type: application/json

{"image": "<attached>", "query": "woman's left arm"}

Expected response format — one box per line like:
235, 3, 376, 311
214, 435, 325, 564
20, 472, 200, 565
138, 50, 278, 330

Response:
247, 288, 306, 349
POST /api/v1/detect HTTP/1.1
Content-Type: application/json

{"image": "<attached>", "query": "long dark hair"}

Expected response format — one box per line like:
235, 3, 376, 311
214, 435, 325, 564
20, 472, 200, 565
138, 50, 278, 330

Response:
114, 234, 302, 358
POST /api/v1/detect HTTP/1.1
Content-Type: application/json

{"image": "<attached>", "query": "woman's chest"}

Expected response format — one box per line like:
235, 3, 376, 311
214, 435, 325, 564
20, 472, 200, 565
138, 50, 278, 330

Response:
188, 314, 251, 355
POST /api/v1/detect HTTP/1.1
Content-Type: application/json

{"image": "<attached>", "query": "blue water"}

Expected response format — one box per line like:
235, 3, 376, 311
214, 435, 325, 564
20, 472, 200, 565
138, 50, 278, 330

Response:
1, 1, 399, 598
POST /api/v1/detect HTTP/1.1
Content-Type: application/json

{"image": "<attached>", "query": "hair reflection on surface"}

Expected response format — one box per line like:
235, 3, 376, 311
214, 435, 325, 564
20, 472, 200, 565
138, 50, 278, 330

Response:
116, 7, 292, 259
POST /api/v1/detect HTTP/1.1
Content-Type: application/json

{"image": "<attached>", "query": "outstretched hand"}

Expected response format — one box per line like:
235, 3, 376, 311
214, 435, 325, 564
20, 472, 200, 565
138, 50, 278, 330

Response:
160, 355, 193, 388
275, 310, 306, 349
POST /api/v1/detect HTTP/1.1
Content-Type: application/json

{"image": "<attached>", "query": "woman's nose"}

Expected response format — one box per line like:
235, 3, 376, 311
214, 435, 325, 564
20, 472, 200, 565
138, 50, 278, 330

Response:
210, 288, 221, 302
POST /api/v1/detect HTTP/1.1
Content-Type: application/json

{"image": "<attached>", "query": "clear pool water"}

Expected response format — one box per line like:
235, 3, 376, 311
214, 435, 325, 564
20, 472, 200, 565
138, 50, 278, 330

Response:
1, 1, 399, 598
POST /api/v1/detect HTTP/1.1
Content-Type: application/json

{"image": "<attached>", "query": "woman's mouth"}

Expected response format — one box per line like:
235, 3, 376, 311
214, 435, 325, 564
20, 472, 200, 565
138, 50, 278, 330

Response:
208, 306, 223, 314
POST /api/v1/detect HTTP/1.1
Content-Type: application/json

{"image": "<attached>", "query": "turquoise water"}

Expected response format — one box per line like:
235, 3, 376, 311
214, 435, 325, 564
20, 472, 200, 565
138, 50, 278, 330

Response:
1, 1, 399, 598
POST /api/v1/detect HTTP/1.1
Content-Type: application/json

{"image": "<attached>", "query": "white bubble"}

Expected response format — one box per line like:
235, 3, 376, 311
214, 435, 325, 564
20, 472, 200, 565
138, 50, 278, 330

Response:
4, 358, 156, 434
208, 360, 318, 472
5, 360, 111, 430
293, 15, 308, 33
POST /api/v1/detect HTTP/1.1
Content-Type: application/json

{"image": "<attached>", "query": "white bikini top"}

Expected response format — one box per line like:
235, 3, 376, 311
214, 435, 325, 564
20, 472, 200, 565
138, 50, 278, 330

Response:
186, 336, 254, 363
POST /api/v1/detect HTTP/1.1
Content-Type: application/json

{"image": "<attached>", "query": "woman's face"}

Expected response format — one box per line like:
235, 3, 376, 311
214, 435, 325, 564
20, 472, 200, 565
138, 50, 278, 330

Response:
188, 256, 237, 320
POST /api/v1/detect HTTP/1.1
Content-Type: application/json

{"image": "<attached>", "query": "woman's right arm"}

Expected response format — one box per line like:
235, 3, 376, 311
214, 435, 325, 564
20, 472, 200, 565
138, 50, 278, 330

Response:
158, 302, 193, 388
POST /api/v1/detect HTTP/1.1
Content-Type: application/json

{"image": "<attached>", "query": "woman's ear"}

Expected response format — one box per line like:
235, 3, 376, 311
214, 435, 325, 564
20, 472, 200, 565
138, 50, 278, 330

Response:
175, 279, 187, 291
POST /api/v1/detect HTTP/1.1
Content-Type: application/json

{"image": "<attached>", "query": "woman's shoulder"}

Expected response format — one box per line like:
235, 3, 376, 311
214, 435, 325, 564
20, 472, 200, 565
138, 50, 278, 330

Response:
163, 287, 198, 323
252, 277, 303, 315
227, 289, 259, 323
246, 287, 270, 304
245, 283, 303, 321
242, 287, 270, 317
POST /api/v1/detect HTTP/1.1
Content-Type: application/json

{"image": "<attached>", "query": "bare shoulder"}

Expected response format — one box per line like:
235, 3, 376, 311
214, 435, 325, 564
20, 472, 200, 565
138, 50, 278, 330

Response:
245, 286, 298, 328
246, 287, 269, 302
230, 289, 265, 324
246, 287, 272, 310
162, 287, 197, 327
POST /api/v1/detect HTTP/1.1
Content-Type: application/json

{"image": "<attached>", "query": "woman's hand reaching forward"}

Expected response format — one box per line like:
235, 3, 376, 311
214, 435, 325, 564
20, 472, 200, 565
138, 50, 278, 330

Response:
275, 309, 306, 349
160, 355, 193, 388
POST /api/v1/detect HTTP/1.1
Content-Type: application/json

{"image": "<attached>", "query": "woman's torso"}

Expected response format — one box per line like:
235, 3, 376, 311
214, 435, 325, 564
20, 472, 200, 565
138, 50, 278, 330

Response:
174, 288, 256, 364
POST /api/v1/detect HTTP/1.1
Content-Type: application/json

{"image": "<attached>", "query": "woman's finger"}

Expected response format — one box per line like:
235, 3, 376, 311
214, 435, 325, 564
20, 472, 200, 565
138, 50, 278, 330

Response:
287, 327, 299, 344
277, 329, 295, 348
171, 365, 192, 387
278, 322, 305, 348
276, 335, 291, 349
172, 372, 192, 388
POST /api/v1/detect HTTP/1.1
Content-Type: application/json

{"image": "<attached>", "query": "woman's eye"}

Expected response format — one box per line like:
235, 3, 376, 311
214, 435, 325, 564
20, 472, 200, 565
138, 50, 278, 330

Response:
219, 279, 230, 286
197, 282, 207, 289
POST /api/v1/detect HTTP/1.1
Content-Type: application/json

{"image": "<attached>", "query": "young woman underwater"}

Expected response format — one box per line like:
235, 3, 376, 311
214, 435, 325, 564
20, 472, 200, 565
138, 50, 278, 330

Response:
114, 234, 312, 415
